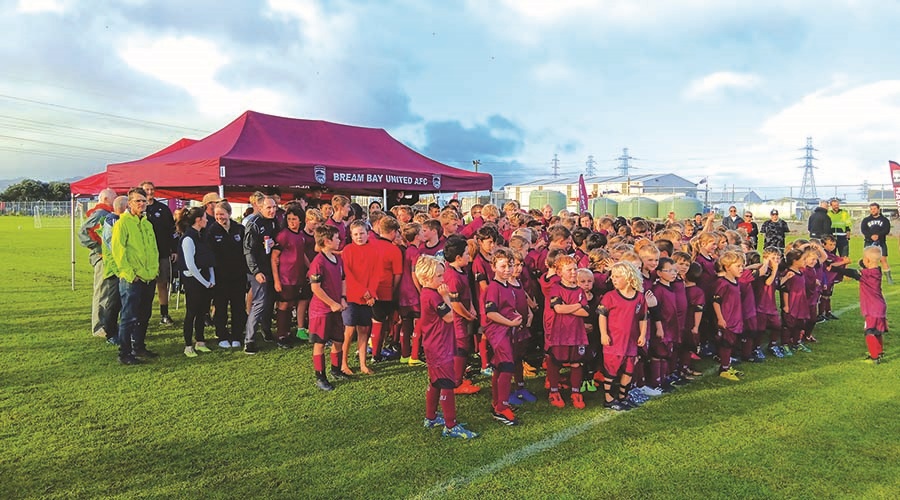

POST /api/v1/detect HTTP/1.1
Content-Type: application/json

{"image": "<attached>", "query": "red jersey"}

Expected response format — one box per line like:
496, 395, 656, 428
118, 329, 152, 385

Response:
545, 282, 589, 347
369, 234, 402, 301
599, 289, 647, 356
308, 252, 343, 316
341, 242, 379, 304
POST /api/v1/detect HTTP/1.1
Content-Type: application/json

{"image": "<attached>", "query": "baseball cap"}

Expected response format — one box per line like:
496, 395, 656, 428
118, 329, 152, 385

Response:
202, 192, 225, 205
770, 209, 779, 215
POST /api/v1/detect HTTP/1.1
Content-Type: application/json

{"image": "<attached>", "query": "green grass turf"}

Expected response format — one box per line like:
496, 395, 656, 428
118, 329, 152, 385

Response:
1, 215, 898, 499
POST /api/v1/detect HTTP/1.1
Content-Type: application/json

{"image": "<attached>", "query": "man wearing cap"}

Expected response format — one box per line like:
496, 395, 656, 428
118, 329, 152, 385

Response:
202, 192, 225, 227
722, 206, 741, 230
760, 209, 789, 251
860, 202, 893, 284
828, 198, 852, 257
808, 200, 832, 239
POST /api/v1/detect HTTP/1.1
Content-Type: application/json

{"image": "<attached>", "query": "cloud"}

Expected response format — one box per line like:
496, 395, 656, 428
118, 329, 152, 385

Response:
684, 71, 762, 100
419, 115, 525, 162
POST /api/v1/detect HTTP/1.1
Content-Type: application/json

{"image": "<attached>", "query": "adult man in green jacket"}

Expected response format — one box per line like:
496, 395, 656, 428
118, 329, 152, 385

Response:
827, 197, 852, 257
111, 188, 160, 365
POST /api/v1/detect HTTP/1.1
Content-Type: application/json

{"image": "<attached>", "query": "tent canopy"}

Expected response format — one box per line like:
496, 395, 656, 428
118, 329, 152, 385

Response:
106, 111, 492, 200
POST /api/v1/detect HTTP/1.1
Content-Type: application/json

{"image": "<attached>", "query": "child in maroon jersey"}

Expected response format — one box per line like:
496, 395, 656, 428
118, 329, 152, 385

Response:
820, 235, 849, 320
780, 249, 811, 354
442, 236, 481, 395
308, 225, 347, 391
858, 246, 888, 363
295, 208, 325, 342
754, 248, 784, 357
508, 251, 537, 404
678, 260, 705, 378
739, 251, 762, 362
271, 204, 310, 347
397, 223, 425, 366
576, 268, 601, 393
802, 242, 826, 344
713, 250, 745, 381
419, 219, 446, 258
471, 227, 497, 374
598, 262, 647, 410
482, 248, 524, 424
651, 257, 680, 391
417, 255, 478, 439
544, 255, 590, 409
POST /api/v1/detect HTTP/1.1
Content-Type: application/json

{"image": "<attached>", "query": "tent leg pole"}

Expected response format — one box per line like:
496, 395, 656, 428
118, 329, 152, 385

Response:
383, 189, 387, 210
71, 194, 76, 291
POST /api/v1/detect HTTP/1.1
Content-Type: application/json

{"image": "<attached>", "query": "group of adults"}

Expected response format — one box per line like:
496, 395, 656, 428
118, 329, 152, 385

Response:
808, 197, 893, 283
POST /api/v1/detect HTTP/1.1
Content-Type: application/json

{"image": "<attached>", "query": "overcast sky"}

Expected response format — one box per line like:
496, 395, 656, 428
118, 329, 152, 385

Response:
2, 0, 899, 197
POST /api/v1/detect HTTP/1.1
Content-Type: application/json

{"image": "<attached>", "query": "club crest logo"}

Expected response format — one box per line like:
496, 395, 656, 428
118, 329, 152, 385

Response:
314, 165, 327, 185
432, 174, 441, 190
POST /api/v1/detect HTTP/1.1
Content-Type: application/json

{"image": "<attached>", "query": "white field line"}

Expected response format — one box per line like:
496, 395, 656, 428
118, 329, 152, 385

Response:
416, 287, 899, 499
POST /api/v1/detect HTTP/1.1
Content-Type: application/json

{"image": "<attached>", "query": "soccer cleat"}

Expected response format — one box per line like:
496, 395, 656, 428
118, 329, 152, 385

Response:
548, 392, 565, 408
816, 315, 827, 324
719, 369, 740, 381
492, 407, 520, 425
160, 315, 174, 326
195, 343, 211, 353
824, 312, 839, 320
516, 388, 538, 403
796, 343, 812, 353
230, 341, 242, 348
244, 341, 259, 355
408, 358, 426, 367
276, 338, 294, 349
728, 367, 745, 377
639, 386, 663, 397
315, 378, 335, 391
604, 400, 628, 411
399, 356, 410, 364
454, 379, 481, 395
296, 328, 310, 342
580, 380, 598, 393
106, 337, 120, 346
184, 346, 197, 358
442, 423, 479, 439
381, 348, 401, 361
571, 392, 586, 409
782, 345, 794, 357
623, 396, 642, 409
218, 340, 232, 349
424, 414, 446, 428
330, 370, 350, 381
481, 367, 494, 377
769, 345, 784, 358
690, 351, 702, 361
507, 392, 525, 406
262, 331, 274, 343
754, 347, 767, 361
628, 388, 649, 403
132, 349, 159, 359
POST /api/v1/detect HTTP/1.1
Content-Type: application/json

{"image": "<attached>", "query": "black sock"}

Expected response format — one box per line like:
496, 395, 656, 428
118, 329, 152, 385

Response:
316, 370, 326, 380
161, 304, 169, 316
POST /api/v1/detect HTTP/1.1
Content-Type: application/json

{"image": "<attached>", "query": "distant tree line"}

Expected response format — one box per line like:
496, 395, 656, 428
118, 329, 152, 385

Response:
0, 179, 71, 201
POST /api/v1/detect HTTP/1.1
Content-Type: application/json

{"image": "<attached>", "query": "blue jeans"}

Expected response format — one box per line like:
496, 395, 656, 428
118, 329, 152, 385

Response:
119, 278, 156, 357
245, 274, 274, 343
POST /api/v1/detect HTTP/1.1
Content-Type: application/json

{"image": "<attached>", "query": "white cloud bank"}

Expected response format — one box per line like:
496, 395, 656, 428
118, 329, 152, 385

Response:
684, 71, 762, 100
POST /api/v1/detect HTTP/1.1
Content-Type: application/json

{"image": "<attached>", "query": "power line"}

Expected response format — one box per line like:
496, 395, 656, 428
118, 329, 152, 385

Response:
0, 114, 172, 146
0, 93, 211, 133
0, 134, 137, 156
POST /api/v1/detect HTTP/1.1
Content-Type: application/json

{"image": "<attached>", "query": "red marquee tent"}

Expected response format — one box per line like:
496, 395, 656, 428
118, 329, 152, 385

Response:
106, 110, 492, 200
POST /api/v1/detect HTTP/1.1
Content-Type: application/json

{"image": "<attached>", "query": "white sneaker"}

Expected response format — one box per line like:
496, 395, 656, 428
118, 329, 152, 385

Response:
230, 341, 242, 348
218, 340, 231, 349
184, 346, 197, 358
639, 386, 663, 397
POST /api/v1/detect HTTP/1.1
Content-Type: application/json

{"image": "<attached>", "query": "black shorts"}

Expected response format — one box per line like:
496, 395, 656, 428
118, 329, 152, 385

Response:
867, 240, 888, 257
372, 300, 396, 323
276, 284, 302, 302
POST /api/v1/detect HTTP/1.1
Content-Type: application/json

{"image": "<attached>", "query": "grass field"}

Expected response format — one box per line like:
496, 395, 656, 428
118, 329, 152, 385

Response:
1, 215, 899, 499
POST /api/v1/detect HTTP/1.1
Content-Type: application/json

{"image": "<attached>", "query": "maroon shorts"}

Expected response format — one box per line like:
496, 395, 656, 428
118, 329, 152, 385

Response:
743, 314, 758, 333
650, 340, 672, 359
298, 280, 313, 301
681, 328, 699, 347
276, 284, 302, 302
548, 345, 588, 364
716, 328, 739, 348
398, 305, 420, 319
309, 311, 344, 344
427, 360, 457, 389
486, 331, 514, 367
865, 316, 887, 333
602, 353, 635, 379
757, 313, 781, 331
783, 314, 805, 332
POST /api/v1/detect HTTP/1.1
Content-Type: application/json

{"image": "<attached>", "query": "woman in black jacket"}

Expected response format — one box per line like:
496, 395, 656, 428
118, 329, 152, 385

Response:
207, 201, 249, 349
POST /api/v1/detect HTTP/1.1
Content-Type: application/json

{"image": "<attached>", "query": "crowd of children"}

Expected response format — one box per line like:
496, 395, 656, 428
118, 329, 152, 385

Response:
164, 195, 889, 440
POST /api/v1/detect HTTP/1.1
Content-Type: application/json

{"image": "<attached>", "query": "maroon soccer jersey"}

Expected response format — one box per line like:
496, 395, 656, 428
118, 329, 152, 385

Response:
418, 237, 446, 258
713, 276, 743, 334
482, 279, 519, 331
398, 244, 421, 309
684, 284, 705, 333
274, 228, 308, 286
471, 251, 494, 307
573, 248, 589, 269
545, 282, 589, 347
510, 280, 531, 343
672, 278, 688, 334
302, 228, 317, 263
803, 265, 821, 307
459, 216, 484, 239
599, 289, 646, 357
753, 269, 779, 316
308, 252, 344, 316
781, 269, 810, 320
592, 271, 612, 298
824, 250, 844, 284
444, 263, 473, 338
652, 281, 680, 343
739, 269, 758, 323
325, 217, 347, 250
695, 253, 718, 297
860, 267, 886, 319
420, 287, 454, 369
526, 247, 549, 278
